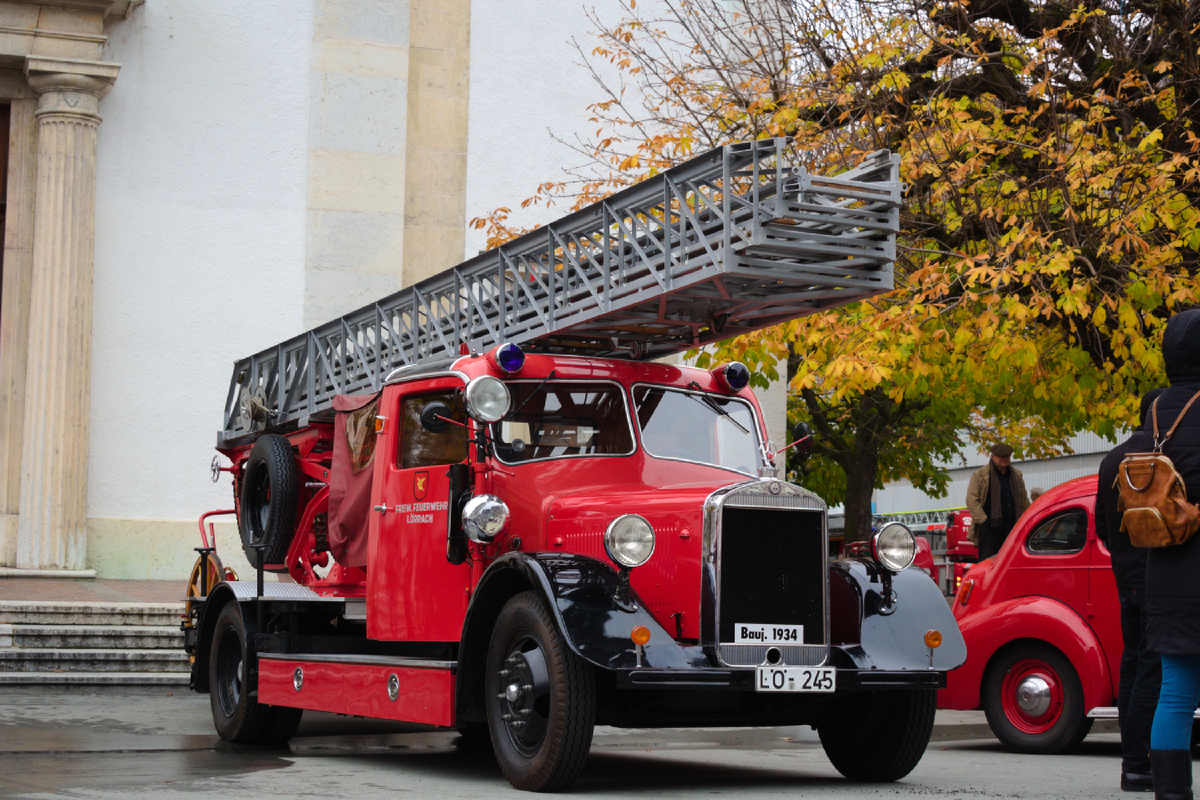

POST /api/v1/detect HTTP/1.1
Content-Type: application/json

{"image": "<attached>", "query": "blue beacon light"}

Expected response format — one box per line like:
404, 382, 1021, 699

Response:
721, 362, 750, 391
495, 342, 525, 374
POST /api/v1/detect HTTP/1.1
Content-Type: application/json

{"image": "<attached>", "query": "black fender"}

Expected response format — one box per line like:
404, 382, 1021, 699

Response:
455, 552, 705, 726
828, 559, 967, 672
189, 581, 239, 693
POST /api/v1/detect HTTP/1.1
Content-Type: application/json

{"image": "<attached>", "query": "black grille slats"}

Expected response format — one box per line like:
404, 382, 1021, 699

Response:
718, 506, 825, 644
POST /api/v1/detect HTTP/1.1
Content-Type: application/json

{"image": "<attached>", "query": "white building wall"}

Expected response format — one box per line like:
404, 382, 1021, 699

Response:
464, 0, 601, 260
91, 1, 313, 523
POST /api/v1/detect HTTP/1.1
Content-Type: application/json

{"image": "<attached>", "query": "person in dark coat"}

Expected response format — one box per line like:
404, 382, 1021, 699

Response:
1096, 388, 1165, 793
1145, 308, 1200, 800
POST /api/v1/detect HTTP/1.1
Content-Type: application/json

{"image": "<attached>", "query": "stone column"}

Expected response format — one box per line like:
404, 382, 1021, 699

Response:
15, 57, 118, 571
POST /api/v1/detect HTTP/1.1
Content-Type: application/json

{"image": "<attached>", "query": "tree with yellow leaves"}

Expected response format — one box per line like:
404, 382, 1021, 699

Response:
475, 0, 1200, 541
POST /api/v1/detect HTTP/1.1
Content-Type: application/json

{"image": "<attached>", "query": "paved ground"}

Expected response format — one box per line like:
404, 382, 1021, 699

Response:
0, 579, 1130, 798
0, 694, 1130, 799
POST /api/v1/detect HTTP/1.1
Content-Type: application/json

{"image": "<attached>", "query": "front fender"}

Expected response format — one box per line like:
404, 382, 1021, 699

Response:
937, 595, 1112, 712
829, 560, 967, 672
455, 552, 704, 727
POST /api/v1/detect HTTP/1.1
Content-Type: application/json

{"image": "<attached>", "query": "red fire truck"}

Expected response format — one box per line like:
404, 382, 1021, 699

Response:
182, 140, 966, 791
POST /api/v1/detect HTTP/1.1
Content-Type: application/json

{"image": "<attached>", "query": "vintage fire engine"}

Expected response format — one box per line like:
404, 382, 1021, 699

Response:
183, 139, 967, 792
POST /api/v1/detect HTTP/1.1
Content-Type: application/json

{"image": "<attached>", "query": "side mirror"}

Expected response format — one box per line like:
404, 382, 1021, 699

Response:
792, 421, 814, 459
420, 401, 452, 433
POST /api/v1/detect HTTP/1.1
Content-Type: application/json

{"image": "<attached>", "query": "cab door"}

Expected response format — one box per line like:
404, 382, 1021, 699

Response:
368, 379, 470, 641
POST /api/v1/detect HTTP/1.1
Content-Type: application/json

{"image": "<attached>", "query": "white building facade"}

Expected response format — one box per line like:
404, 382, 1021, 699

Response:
0, 0, 644, 579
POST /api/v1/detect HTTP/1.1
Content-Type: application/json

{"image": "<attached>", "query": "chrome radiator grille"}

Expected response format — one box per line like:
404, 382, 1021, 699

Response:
704, 481, 828, 668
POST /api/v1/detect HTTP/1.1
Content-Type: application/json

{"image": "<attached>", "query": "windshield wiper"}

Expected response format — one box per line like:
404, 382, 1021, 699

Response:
506, 370, 556, 419
686, 381, 749, 434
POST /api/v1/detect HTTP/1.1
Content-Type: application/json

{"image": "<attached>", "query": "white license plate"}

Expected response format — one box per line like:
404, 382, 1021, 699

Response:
734, 623, 802, 644
755, 666, 836, 693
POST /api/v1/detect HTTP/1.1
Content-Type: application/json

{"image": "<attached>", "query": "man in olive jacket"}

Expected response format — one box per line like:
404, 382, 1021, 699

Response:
965, 443, 1030, 559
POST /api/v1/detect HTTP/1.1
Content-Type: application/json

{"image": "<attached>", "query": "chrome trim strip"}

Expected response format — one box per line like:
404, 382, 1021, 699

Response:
383, 368, 470, 387
258, 653, 456, 671
490, 378, 637, 465
1087, 706, 1200, 720
701, 478, 829, 668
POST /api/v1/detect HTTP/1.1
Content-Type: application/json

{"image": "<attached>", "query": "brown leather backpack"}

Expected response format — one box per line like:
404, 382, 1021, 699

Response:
1118, 389, 1200, 548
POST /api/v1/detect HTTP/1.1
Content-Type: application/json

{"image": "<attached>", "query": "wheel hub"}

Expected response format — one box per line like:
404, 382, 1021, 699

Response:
1016, 675, 1051, 716
494, 640, 551, 756
1000, 657, 1065, 735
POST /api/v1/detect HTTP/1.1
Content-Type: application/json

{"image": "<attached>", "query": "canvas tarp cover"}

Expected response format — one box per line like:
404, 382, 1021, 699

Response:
328, 393, 379, 569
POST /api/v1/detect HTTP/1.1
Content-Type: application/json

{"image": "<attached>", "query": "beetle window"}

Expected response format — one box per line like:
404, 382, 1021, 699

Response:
490, 382, 634, 463
399, 390, 468, 470
1026, 510, 1089, 554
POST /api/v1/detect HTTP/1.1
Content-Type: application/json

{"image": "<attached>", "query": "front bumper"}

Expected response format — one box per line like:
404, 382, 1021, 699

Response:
615, 666, 945, 691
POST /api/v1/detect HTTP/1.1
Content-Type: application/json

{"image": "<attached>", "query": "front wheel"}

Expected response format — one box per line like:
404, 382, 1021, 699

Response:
982, 643, 1092, 754
485, 591, 595, 791
817, 688, 936, 782
208, 603, 303, 744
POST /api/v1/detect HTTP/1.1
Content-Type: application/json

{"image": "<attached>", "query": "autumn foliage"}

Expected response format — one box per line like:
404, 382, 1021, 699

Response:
474, 0, 1200, 540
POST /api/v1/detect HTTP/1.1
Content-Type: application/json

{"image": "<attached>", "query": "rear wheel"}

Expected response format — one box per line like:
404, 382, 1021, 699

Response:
208, 603, 303, 744
485, 591, 595, 791
818, 688, 936, 782
983, 643, 1091, 754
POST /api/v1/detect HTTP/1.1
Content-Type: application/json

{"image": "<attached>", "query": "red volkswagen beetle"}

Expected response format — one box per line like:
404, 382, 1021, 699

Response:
938, 475, 1122, 753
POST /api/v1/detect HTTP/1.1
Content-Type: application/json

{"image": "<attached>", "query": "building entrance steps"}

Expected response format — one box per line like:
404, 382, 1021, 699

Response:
0, 590, 189, 693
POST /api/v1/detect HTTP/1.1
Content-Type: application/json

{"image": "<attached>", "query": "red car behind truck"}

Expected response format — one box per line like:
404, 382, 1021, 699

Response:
939, 475, 1127, 752
181, 140, 967, 792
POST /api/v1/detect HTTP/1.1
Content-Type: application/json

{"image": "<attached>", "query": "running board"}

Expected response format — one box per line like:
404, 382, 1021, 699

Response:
1089, 707, 1200, 719
257, 654, 455, 726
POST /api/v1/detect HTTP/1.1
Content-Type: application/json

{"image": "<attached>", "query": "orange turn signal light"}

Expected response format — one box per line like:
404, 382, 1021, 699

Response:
374, 415, 387, 433
956, 578, 974, 606
924, 630, 942, 649
631, 625, 651, 646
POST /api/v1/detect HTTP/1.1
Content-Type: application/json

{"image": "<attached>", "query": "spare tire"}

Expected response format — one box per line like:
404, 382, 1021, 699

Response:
239, 433, 298, 571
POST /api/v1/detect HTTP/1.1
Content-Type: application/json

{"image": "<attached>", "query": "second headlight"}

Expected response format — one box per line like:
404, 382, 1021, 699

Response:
462, 494, 510, 544
604, 514, 656, 568
871, 522, 916, 572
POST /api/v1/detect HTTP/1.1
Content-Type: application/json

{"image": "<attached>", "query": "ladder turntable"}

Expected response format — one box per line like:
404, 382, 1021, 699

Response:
221, 138, 902, 443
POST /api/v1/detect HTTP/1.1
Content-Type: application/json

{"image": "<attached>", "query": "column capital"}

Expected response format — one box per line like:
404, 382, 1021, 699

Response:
24, 57, 120, 122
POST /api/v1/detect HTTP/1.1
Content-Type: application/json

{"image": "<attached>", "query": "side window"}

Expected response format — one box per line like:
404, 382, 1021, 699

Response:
1026, 510, 1089, 554
398, 390, 468, 470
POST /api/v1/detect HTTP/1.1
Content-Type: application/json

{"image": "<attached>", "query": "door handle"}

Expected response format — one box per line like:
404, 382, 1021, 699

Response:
374, 505, 387, 515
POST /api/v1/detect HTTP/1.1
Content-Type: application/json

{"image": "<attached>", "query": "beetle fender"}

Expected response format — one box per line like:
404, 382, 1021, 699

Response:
938, 595, 1112, 712
455, 552, 695, 727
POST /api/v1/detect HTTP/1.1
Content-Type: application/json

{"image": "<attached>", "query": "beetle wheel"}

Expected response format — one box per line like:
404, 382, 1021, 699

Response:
485, 591, 595, 791
983, 643, 1091, 754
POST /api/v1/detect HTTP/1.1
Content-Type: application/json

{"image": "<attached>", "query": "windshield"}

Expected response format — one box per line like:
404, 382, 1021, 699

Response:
491, 381, 635, 463
633, 385, 762, 474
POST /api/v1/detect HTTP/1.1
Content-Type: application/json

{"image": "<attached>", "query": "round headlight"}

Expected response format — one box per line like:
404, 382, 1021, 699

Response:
462, 494, 510, 544
872, 522, 916, 572
464, 376, 510, 423
604, 514, 656, 569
